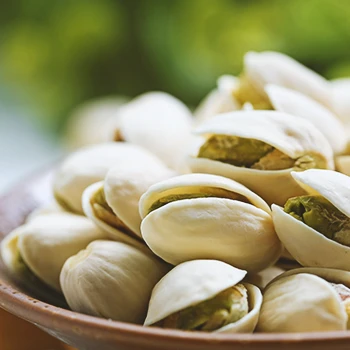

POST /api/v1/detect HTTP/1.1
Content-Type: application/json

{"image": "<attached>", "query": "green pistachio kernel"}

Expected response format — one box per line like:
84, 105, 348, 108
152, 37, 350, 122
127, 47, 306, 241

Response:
330, 283, 350, 329
284, 195, 350, 246
233, 75, 272, 110
148, 186, 250, 214
91, 187, 134, 236
198, 135, 327, 171
155, 284, 249, 331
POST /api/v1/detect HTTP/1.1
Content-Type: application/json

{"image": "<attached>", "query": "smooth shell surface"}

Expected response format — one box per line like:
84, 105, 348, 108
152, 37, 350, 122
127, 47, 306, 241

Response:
2, 212, 107, 291
266, 84, 346, 154
60, 240, 169, 324
140, 174, 281, 272
104, 158, 175, 237
257, 272, 348, 332
116, 92, 193, 171
331, 78, 350, 124
53, 143, 164, 213
144, 260, 247, 326
244, 51, 332, 109
189, 111, 334, 205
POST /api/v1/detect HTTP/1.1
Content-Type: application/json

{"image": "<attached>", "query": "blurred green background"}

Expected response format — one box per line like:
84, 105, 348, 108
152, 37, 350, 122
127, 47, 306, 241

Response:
1, 0, 350, 134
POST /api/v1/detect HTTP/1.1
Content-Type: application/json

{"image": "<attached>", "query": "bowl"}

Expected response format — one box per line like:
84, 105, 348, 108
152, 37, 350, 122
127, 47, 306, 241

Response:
0, 170, 350, 350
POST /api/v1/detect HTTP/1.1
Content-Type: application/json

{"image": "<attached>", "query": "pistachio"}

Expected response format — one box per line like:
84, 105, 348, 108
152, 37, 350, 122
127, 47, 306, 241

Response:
284, 195, 350, 246
155, 285, 248, 331
90, 186, 134, 237
144, 260, 262, 333
234, 74, 272, 110
140, 173, 281, 272
198, 135, 326, 171
330, 283, 350, 328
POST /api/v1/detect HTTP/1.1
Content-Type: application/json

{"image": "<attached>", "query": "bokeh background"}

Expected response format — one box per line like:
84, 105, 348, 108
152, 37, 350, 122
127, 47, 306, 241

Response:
1, 0, 350, 191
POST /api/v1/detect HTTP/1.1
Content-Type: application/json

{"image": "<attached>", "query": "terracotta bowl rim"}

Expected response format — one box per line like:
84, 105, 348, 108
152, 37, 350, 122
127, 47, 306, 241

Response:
1, 170, 350, 346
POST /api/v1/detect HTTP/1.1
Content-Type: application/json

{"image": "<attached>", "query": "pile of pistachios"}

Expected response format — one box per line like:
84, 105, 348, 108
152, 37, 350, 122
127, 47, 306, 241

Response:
3, 51, 350, 334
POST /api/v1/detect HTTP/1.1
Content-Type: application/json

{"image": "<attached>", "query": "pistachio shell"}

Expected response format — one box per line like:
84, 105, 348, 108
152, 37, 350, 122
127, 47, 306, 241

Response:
336, 155, 350, 176
82, 182, 149, 254
144, 260, 262, 333
25, 201, 66, 223
60, 240, 169, 324
144, 260, 246, 326
272, 204, 350, 270
104, 159, 175, 237
188, 110, 334, 205
244, 51, 332, 109
257, 273, 347, 332
64, 96, 128, 149
140, 173, 282, 272
1, 212, 108, 292
266, 84, 347, 154
194, 75, 240, 124
115, 92, 193, 172
53, 143, 164, 214
331, 78, 350, 124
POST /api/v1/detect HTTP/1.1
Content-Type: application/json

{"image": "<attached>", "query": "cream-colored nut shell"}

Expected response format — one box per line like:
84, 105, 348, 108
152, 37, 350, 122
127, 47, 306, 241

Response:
53, 142, 164, 214
336, 156, 350, 176
189, 110, 334, 205
144, 260, 245, 325
331, 78, 350, 124
116, 92, 193, 172
244, 51, 332, 109
60, 240, 169, 324
104, 159, 175, 237
140, 174, 282, 272
2, 212, 108, 291
266, 84, 347, 154
272, 169, 350, 270
194, 75, 240, 125
257, 270, 349, 332
82, 182, 149, 254
64, 96, 128, 149
25, 201, 66, 223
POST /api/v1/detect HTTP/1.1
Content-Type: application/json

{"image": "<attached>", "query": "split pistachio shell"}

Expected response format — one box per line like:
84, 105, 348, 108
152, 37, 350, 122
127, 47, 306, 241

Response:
144, 260, 262, 333
60, 240, 169, 324
140, 173, 282, 272
64, 96, 129, 149
266, 84, 347, 154
272, 169, 350, 270
53, 142, 166, 214
257, 268, 350, 332
82, 182, 148, 253
188, 110, 334, 206
1, 212, 107, 292
194, 75, 240, 125
112, 92, 193, 172
235, 51, 332, 110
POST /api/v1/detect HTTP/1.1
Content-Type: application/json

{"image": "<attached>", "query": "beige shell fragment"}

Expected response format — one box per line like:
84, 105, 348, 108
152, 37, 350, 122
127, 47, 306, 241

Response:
272, 169, 350, 270
257, 268, 350, 332
194, 75, 240, 124
144, 260, 261, 333
266, 84, 347, 154
53, 142, 165, 214
140, 173, 282, 272
60, 240, 169, 324
244, 51, 332, 109
1, 212, 108, 292
114, 92, 193, 172
188, 110, 334, 205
